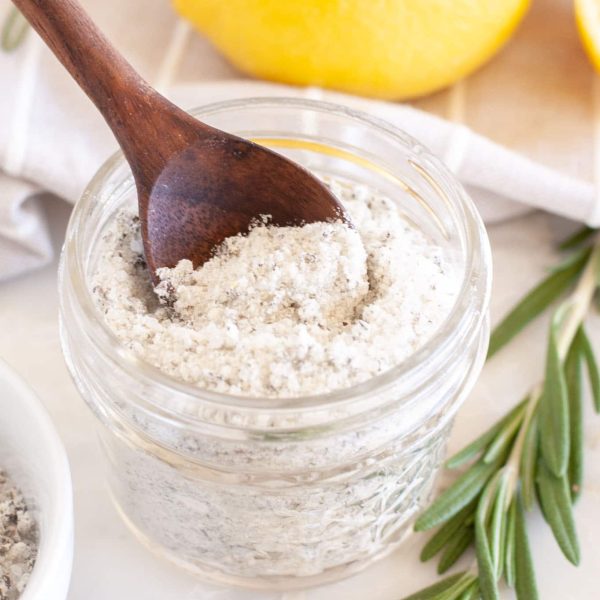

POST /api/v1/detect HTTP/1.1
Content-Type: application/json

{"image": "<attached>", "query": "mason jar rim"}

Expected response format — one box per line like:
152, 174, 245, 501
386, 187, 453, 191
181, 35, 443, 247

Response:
62, 96, 492, 417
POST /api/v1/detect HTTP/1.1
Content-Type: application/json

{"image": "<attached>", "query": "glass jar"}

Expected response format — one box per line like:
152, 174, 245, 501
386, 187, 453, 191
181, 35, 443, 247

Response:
58, 98, 491, 589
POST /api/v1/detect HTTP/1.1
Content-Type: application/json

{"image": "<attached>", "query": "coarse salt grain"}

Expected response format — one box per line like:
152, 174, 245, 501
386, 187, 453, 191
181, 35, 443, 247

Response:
0, 470, 38, 600
91, 178, 459, 397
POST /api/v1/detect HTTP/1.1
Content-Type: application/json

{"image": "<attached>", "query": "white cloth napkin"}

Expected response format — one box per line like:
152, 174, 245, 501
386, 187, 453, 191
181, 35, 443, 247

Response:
0, 0, 596, 281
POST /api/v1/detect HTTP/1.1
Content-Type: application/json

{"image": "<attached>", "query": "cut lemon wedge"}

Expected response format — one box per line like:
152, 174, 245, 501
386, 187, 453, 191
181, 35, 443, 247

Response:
576, 0, 600, 70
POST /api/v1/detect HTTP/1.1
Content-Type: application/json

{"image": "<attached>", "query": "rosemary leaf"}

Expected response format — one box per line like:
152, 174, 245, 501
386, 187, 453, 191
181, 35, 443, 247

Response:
520, 414, 539, 511
487, 248, 590, 359
437, 574, 479, 600
483, 403, 526, 464
579, 326, 600, 413
496, 517, 508, 582
401, 572, 469, 600
415, 459, 500, 532
1, 8, 29, 52
420, 501, 476, 562
474, 478, 500, 600
565, 333, 584, 501
437, 526, 474, 574
538, 319, 570, 477
549, 246, 595, 274
536, 460, 580, 565
457, 584, 479, 600
475, 540, 500, 600
446, 399, 527, 469
504, 498, 517, 588
558, 226, 596, 251
514, 493, 539, 600
489, 472, 509, 578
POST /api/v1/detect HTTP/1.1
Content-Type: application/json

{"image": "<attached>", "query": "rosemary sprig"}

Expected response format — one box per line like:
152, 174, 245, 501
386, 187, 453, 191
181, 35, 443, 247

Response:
405, 226, 600, 600
1, 7, 29, 52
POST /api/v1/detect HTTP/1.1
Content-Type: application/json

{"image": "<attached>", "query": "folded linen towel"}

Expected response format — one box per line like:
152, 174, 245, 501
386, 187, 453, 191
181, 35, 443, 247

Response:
0, 0, 595, 280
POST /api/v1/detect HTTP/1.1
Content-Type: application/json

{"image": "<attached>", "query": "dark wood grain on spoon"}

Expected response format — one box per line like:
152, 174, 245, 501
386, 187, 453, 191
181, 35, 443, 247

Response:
13, 0, 348, 284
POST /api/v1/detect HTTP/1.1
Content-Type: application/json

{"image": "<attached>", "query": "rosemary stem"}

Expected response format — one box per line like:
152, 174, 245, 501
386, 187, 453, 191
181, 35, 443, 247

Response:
411, 233, 600, 600
505, 237, 600, 497
505, 385, 542, 496
557, 238, 600, 359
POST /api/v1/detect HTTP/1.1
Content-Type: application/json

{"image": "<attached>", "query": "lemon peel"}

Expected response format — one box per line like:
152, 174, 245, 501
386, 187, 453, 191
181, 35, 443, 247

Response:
174, 0, 530, 99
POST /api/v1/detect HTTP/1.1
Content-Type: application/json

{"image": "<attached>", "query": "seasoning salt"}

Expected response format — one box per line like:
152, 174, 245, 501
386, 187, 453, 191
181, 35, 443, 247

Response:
0, 471, 37, 600
91, 178, 459, 398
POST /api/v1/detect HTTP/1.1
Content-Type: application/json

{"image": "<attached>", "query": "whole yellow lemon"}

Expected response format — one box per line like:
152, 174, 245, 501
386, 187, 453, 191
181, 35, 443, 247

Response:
173, 0, 530, 100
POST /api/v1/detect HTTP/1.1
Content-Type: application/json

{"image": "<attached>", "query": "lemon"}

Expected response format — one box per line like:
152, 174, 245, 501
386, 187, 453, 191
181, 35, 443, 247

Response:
174, 0, 530, 100
576, 0, 600, 71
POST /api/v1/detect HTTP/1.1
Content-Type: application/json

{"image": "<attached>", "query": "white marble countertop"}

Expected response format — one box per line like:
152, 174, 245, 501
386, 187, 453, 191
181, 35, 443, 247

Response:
1, 199, 599, 599
0, 0, 599, 597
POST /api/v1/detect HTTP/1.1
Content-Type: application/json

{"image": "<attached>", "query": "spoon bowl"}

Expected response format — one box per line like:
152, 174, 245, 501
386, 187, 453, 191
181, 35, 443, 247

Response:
140, 121, 347, 283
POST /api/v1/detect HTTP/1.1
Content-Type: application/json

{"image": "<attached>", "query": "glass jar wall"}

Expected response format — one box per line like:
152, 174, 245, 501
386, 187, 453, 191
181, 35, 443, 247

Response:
59, 98, 491, 589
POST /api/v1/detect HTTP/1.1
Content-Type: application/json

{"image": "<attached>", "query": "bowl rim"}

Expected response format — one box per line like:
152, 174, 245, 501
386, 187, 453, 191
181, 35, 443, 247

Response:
62, 96, 492, 415
0, 359, 74, 600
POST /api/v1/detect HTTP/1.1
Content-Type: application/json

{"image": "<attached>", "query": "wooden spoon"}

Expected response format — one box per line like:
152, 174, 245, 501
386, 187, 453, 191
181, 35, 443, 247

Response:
13, 0, 348, 284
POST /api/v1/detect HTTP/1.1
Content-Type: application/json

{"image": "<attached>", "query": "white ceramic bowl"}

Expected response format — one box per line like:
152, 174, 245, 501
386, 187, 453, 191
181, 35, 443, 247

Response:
0, 359, 73, 600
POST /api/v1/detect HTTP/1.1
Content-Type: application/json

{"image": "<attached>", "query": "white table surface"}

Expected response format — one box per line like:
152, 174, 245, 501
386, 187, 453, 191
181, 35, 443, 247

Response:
1, 200, 600, 600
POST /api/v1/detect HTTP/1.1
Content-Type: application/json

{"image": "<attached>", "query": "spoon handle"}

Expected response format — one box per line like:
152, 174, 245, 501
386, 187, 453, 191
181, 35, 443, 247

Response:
11, 0, 190, 164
